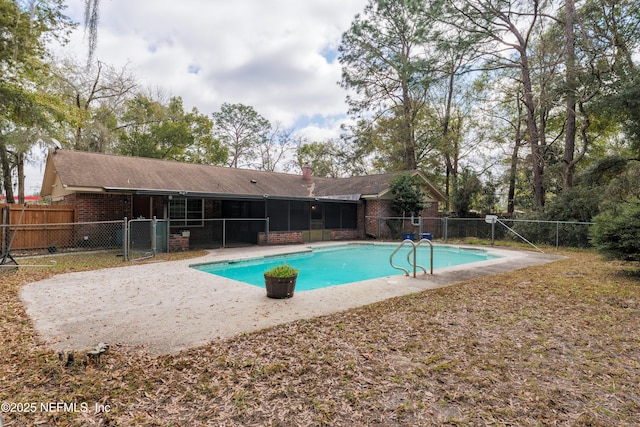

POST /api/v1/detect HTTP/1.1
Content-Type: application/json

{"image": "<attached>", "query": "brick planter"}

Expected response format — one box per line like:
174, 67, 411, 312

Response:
169, 234, 189, 251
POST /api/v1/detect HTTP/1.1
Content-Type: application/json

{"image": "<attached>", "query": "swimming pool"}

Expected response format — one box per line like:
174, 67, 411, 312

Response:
192, 244, 500, 291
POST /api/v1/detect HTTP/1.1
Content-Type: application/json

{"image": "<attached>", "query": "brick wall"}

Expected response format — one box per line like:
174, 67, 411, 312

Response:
257, 229, 360, 246
356, 203, 365, 239
257, 231, 304, 245
57, 193, 131, 223
364, 199, 394, 237
364, 199, 441, 239
330, 229, 359, 240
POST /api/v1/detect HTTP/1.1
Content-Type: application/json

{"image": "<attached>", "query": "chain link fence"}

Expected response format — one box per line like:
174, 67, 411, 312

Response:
1, 220, 125, 257
2, 216, 270, 262
2, 214, 593, 263
442, 218, 594, 248
366, 216, 594, 249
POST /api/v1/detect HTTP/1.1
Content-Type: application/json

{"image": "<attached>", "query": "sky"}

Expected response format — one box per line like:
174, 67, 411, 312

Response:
24, 0, 369, 195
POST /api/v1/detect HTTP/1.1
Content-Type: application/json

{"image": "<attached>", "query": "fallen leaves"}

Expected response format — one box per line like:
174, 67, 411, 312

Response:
1, 249, 639, 425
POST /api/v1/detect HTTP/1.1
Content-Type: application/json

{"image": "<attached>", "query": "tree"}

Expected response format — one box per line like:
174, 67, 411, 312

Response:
451, 167, 482, 216
427, 23, 483, 211
297, 141, 340, 178
254, 122, 298, 172
351, 106, 443, 174
578, 0, 640, 157
389, 173, 426, 217
117, 94, 226, 164
562, 0, 578, 189
0, 0, 72, 202
555, 0, 638, 191
442, 0, 555, 211
494, 80, 528, 217
181, 107, 227, 166
338, 0, 438, 170
52, 58, 137, 152
212, 103, 271, 169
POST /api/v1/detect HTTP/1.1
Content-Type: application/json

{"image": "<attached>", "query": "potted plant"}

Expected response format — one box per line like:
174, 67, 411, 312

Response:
264, 264, 298, 299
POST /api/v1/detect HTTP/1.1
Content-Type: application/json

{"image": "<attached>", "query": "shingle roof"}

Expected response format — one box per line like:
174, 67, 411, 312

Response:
41, 149, 446, 202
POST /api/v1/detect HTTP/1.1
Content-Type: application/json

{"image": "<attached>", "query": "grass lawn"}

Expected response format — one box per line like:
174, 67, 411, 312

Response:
1, 248, 639, 426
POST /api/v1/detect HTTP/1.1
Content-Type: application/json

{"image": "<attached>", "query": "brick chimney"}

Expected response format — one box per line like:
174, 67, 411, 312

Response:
302, 165, 312, 181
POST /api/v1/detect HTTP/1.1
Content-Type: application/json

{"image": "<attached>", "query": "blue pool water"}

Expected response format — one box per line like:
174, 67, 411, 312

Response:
192, 244, 500, 291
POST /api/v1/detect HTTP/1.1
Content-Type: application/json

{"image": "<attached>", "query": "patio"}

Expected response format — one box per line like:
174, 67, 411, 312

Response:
20, 243, 562, 356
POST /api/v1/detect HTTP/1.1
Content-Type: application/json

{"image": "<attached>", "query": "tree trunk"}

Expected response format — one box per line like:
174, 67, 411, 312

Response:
508, 132, 527, 218
562, 0, 577, 189
520, 52, 545, 211
17, 150, 25, 204
402, 83, 417, 170
445, 163, 450, 211
442, 70, 456, 211
0, 141, 15, 204
75, 93, 84, 150
507, 141, 519, 217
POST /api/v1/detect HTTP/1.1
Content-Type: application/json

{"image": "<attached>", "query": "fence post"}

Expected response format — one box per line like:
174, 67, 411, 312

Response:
166, 218, 171, 253
266, 217, 270, 245
2, 206, 8, 254
491, 220, 495, 246
222, 219, 226, 248
123, 217, 128, 261
443, 217, 448, 243
556, 221, 559, 249
152, 216, 157, 257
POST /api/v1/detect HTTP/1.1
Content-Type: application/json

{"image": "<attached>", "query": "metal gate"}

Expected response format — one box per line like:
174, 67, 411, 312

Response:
126, 217, 167, 261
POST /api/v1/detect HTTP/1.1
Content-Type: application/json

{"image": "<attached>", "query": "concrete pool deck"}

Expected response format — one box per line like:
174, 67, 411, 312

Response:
20, 242, 563, 356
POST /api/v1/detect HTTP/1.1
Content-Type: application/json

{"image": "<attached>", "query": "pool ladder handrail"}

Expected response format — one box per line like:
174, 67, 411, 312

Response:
389, 238, 433, 278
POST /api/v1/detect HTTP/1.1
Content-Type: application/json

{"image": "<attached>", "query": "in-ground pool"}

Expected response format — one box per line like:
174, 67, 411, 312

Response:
192, 244, 500, 291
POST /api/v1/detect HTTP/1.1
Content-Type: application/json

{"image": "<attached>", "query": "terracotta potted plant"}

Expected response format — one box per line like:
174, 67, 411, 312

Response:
264, 264, 298, 299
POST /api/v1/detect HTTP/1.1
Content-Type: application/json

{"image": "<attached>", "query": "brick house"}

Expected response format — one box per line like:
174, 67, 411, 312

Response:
40, 149, 445, 247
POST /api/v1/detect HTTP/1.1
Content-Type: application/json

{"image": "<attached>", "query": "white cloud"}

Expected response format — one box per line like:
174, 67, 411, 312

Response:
63, 0, 367, 122
22, 0, 369, 193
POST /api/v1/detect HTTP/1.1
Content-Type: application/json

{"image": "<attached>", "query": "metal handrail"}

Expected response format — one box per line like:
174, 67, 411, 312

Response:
389, 239, 413, 276
413, 238, 433, 275
390, 238, 433, 278
406, 248, 427, 276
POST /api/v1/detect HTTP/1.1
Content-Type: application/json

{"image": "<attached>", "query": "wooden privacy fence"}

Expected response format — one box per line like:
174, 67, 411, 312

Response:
1, 204, 77, 251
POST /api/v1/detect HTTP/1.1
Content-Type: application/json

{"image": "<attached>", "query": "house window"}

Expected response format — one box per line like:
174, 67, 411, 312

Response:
169, 198, 204, 227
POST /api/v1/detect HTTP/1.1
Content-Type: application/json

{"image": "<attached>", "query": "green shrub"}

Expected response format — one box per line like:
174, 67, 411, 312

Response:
590, 201, 640, 262
389, 173, 426, 217
264, 264, 299, 278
